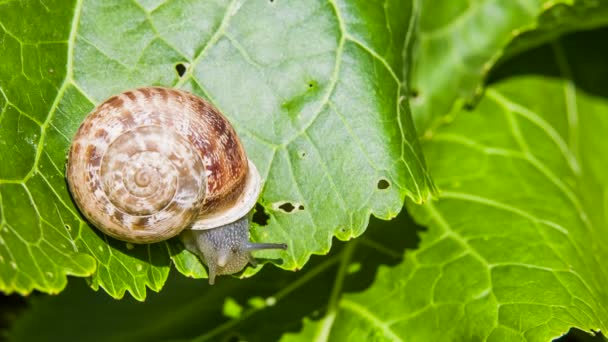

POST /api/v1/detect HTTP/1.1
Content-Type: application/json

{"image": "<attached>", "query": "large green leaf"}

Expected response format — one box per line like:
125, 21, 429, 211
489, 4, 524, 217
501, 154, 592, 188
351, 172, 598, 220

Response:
0, 0, 434, 299
410, 0, 608, 133
283, 33, 608, 341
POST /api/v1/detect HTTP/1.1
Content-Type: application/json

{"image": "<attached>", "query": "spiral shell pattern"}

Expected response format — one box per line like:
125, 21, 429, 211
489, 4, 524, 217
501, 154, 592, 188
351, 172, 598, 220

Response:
67, 87, 250, 243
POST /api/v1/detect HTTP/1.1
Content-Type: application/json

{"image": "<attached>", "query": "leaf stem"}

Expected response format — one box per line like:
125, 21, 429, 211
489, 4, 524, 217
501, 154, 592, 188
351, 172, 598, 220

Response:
314, 241, 357, 342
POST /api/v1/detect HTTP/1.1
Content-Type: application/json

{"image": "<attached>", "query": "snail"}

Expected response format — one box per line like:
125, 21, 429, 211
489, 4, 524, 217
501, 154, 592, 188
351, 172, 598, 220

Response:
66, 87, 287, 284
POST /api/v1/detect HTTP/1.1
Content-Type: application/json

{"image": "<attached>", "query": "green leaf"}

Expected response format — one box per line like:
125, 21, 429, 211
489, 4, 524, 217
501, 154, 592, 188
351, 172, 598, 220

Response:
0, 0, 434, 299
410, 0, 608, 133
286, 33, 608, 341
502, 2, 608, 60
0, 0, 97, 295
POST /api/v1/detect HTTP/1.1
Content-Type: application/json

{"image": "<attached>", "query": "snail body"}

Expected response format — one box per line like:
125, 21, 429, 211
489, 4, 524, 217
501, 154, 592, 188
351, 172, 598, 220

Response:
66, 87, 286, 284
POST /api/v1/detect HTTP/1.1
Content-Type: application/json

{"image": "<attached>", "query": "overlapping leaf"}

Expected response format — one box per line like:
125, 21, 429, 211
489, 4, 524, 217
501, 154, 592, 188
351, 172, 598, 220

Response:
410, 0, 608, 133
0, 0, 434, 299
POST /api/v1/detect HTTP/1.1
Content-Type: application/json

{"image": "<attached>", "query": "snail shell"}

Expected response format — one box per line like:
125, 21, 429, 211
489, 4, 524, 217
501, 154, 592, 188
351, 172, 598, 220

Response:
66, 87, 261, 244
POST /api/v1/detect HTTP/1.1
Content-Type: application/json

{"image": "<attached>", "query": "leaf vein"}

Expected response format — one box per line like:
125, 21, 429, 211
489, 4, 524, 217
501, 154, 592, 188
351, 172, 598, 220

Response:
340, 299, 405, 342
174, 0, 239, 88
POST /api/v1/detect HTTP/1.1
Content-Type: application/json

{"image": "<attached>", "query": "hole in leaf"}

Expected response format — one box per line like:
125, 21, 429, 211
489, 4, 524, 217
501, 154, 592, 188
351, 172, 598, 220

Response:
278, 202, 295, 213
273, 201, 304, 213
377, 179, 390, 190
409, 89, 419, 98
175, 63, 187, 77
299, 151, 306, 158
64, 224, 71, 231
252, 203, 269, 226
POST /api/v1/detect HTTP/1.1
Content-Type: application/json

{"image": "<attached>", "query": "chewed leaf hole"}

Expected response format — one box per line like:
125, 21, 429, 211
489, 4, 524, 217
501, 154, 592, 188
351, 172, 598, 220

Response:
273, 201, 305, 214
252, 203, 270, 226
307, 80, 318, 90
175, 63, 187, 77
377, 179, 390, 190
64, 224, 71, 231
279, 202, 295, 212
410, 89, 419, 98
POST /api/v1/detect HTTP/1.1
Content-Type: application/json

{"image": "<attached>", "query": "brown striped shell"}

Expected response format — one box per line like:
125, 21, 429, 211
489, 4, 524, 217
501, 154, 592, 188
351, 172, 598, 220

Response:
66, 87, 261, 244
